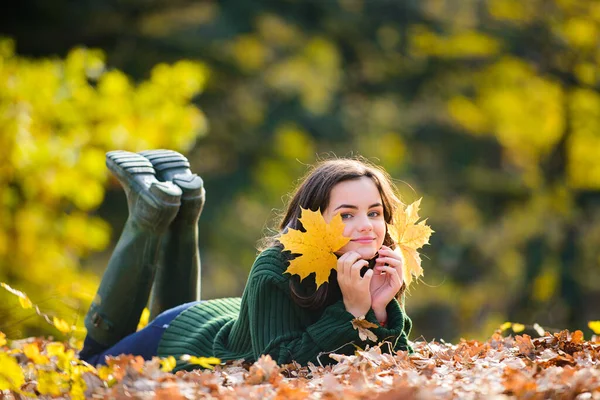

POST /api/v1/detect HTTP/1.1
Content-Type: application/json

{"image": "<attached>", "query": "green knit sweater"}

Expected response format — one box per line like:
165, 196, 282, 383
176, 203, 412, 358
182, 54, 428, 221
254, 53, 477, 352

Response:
157, 246, 412, 371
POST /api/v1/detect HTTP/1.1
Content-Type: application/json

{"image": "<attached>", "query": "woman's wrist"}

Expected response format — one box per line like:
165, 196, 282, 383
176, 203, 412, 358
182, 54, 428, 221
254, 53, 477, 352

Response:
344, 300, 369, 318
373, 307, 387, 325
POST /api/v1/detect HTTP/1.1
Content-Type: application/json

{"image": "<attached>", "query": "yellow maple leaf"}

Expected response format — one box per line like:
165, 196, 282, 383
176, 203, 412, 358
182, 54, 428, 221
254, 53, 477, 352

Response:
46, 342, 75, 370
512, 323, 525, 333
500, 322, 512, 331
1, 282, 33, 309
387, 198, 433, 287
279, 208, 351, 288
588, 320, 600, 335
180, 355, 221, 369
97, 365, 114, 382
37, 370, 65, 396
53, 317, 72, 334
0, 332, 6, 347
23, 343, 50, 365
19, 297, 33, 309
137, 307, 150, 331
160, 355, 177, 372
0, 353, 25, 391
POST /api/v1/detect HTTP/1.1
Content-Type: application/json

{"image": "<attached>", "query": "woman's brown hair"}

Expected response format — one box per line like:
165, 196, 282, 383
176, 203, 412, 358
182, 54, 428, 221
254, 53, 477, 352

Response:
265, 157, 406, 309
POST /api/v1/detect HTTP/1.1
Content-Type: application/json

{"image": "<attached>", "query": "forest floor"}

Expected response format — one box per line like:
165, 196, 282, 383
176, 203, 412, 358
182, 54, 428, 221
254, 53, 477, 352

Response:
2, 329, 600, 399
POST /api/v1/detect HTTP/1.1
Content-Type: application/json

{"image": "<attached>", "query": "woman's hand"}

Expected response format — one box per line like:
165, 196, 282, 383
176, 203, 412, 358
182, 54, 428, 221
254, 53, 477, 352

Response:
369, 245, 404, 323
337, 251, 373, 318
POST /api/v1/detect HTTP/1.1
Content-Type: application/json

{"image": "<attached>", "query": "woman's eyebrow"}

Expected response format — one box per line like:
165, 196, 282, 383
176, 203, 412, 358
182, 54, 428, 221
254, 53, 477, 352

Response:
333, 202, 383, 211
334, 204, 357, 211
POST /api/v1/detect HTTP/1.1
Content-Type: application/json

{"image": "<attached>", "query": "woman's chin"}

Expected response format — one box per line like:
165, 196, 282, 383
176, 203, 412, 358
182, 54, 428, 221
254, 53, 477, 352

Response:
355, 247, 377, 260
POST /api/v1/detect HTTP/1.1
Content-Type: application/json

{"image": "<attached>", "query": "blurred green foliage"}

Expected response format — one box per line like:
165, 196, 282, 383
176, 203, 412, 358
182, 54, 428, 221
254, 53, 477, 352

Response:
1, 0, 599, 342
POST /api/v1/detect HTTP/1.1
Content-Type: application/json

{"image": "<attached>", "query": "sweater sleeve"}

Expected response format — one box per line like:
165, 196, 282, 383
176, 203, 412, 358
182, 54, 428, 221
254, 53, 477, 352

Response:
246, 270, 412, 365
246, 271, 360, 365
363, 298, 413, 353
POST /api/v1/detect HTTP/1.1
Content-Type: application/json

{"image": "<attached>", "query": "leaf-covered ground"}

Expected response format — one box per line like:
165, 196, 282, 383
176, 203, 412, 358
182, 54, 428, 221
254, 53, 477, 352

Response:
2, 330, 600, 399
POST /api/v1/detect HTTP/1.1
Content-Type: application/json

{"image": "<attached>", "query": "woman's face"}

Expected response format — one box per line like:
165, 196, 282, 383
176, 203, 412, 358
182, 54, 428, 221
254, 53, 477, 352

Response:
322, 177, 386, 260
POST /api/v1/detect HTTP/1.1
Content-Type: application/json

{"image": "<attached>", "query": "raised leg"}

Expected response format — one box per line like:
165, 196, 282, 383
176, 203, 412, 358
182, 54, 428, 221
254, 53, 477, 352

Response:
84, 151, 182, 347
139, 150, 205, 320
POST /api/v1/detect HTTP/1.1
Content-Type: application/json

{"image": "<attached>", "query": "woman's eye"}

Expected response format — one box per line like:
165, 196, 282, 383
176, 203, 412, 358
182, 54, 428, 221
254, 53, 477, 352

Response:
340, 213, 353, 220
368, 211, 381, 217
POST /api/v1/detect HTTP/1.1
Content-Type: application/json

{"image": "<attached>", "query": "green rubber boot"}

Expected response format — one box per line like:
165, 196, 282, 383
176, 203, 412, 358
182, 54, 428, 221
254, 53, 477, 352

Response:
84, 151, 182, 347
139, 149, 205, 320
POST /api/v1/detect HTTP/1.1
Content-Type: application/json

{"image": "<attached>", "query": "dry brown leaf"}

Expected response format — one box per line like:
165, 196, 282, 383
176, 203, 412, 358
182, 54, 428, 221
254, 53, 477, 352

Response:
515, 334, 535, 359
245, 355, 281, 385
351, 317, 378, 342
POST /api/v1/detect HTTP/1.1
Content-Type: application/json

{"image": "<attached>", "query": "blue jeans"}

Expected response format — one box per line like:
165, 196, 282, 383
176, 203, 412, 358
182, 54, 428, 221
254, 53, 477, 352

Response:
79, 301, 201, 366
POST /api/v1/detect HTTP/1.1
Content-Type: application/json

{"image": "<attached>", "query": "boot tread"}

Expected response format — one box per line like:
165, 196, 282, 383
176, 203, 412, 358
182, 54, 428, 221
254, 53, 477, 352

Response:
106, 151, 182, 205
154, 160, 191, 172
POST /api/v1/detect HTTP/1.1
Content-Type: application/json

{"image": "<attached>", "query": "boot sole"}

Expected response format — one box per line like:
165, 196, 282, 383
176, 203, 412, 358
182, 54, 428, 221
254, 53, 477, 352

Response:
139, 149, 204, 199
106, 150, 181, 207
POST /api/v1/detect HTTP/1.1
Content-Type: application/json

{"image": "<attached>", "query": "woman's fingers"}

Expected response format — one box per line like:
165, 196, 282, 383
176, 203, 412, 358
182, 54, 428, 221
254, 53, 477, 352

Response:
350, 259, 369, 282
337, 251, 360, 283
375, 256, 402, 267
378, 248, 402, 260
375, 265, 403, 287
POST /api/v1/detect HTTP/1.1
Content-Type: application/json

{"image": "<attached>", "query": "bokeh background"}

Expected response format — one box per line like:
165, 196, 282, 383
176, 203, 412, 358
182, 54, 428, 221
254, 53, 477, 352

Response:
1, 0, 599, 344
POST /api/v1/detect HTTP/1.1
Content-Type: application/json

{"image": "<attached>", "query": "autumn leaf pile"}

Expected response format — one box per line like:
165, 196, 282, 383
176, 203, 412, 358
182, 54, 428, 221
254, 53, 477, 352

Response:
1, 328, 599, 399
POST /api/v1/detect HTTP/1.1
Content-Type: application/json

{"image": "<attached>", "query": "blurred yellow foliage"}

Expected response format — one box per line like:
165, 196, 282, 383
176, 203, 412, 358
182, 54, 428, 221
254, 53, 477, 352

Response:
567, 89, 600, 189
0, 38, 208, 338
561, 18, 598, 49
487, 0, 536, 22
232, 35, 270, 72
448, 58, 566, 183
257, 14, 302, 47
139, 3, 218, 37
410, 26, 501, 58
266, 37, 342, 114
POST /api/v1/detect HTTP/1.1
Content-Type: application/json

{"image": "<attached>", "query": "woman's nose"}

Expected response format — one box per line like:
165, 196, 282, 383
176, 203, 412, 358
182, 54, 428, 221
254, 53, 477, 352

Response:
356, 215, 373, 232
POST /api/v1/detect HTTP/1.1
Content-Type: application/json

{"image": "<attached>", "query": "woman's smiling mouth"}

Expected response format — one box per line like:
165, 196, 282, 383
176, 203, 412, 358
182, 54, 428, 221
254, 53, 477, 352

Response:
351, 237, 375, 244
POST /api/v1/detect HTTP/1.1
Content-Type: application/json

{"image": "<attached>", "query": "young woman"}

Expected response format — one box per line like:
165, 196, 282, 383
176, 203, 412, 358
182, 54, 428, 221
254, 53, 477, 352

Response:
79, 150, 412, 371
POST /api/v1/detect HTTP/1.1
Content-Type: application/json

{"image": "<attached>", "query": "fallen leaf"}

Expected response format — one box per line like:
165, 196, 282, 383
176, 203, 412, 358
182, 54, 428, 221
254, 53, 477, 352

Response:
137, 307, 150, 331
571, 330, 584, 344
1, 282, 33, 309
352, 316, 378, 342
587, 321, 600, 335
36, 370, 66, 396
160, 356, 177, 372
279, 208, 350, 288
23, 343, 49, 365
500, 322, 512, 331
180, 355, 221, 370
515, 334, 535, 358
245, 355, 281, 385
533, 323, 545, 336
0, 352, 25, 391
53, 317, 72, 334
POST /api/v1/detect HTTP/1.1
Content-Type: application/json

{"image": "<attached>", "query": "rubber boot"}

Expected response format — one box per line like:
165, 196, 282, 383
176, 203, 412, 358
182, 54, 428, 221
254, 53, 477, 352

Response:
84, 151, 182, 347
139, 149, 205, 320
